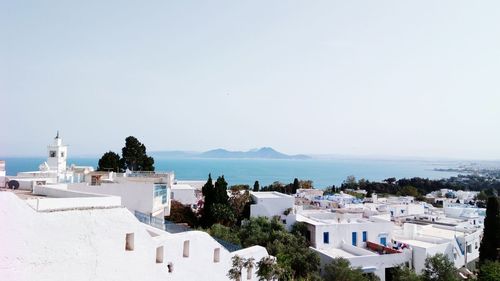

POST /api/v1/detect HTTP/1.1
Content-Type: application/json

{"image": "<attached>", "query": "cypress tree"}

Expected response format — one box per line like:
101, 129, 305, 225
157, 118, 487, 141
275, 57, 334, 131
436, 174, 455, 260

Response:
214, 176, 229, 205
200, 174, 215, 227
479, 196, 500, 263
292, 178, 300, 194
253, 181, 260, 192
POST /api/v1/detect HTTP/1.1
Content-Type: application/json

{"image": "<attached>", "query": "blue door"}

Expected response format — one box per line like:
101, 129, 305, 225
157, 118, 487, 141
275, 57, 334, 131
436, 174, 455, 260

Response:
380, 237, 387, 246
352, 232, 357, 246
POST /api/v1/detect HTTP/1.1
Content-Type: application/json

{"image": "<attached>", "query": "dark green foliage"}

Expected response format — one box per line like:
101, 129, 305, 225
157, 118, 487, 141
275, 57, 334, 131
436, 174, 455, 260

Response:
389, 264, 421, 281
479, 196, 500, 263
165, 200, 198, 227
398, 186, 420, 197
342, 175, 358, 190
230, 184, 249, 192
476, 191, 488, 202
323, 257, 368, 281
97, 151, 122, 172
238, 217, 320, 280
478, 261, 500, 281
211, 203, 236, 225
200, 174, 232, 228
323, 185, 338, 195
290, 222, 310, 243
214, 176, 229, 205
421, 254, 458, 281
207, 224, 241, 245
333, 175, 500, 199
260, 179, 314, 194
229, 190, 251, 225
366, 188, 373, 198
200, 174, 215, 227
253, 180, 260, 192
120, 136, 154, 171
293, 178, 300, 193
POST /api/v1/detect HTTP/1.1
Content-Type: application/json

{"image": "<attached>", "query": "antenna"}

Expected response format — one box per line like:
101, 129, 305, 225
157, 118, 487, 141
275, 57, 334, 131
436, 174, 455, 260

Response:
56, 130, 60, 139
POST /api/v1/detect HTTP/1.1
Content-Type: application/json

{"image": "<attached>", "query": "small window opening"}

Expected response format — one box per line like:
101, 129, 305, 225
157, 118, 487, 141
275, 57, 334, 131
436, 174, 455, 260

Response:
183, 240, 190, 257
214, 248, 220, 263
156, 246, 164, 263
125, 233, 134, 251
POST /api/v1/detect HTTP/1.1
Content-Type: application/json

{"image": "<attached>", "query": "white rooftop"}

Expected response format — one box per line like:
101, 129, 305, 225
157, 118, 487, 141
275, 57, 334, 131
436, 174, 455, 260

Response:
251, 191, 293, 199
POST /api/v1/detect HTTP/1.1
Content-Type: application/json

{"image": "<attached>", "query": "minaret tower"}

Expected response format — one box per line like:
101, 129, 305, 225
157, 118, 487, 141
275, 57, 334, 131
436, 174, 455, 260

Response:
46, 131, 68, 172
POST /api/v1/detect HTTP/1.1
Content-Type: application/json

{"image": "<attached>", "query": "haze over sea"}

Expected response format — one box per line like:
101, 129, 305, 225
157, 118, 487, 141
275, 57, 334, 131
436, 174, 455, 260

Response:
3, 157, 460, 188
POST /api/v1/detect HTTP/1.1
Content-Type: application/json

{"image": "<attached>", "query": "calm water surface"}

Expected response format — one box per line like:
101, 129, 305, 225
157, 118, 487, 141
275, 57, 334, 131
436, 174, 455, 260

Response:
2, 157, 460, 188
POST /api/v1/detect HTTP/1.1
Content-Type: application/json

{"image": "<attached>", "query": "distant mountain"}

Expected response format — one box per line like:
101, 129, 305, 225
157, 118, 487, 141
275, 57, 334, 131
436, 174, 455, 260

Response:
151, 147, 310, 160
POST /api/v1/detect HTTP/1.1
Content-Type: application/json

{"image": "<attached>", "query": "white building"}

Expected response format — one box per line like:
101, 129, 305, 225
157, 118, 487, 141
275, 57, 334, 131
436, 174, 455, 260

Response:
0, 188, 269, 281
393, 221, 482, 274
296, 209, 410, 280
8, 133, 94, 189
250, 192, 295, 225
171, 183, 199, 207
0, 161, 5, 188
61, 171, 172, 218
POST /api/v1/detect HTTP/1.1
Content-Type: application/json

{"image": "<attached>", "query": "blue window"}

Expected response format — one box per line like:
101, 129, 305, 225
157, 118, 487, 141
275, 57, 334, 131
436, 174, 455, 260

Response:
380, 237, 387, 246
323, 232, 329, 244
390, 211, 394, 216
154, 184, 168, 204
352, 232, 357, 246
362, 231, 367, 242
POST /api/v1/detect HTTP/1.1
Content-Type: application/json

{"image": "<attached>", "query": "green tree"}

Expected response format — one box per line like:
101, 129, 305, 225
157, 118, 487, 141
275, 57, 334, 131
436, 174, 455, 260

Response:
421, 254, 458, 281
238, 217, 320, 279
323, 257, 368, 281
253, 181, 260, 192
228, 255, 244, 281
399, 186, 419, 197
211, 203, 236, 226
267, 230, 320, 279
390, 264, 421, 281
342, 175, 358, 190
479, 196, 500, 263
200, 174, 215, 227
299, 179, 314, 190
256, 256, 278, 281
120, 136, 154, 171
243, 258, 256, 280
290, 222, 309, 242
476, 191, 488, 202
478, 261, 500, 281
165, 200, 198, 227
214, 176, 229, 205
292, 178, 300, 193
207, 224, 241, 245
97, 151, 122, 172
229, 190, 251, 225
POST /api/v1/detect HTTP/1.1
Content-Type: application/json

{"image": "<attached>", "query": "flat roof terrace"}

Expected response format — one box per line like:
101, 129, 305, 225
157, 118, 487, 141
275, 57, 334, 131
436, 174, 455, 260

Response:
0, 188, 46, 200
251, 191, 293, 199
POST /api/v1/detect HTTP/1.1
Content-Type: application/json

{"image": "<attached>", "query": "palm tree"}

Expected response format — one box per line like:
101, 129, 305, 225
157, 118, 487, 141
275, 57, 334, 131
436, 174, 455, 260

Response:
244, 257, 255, 280
228, 255, 244, 281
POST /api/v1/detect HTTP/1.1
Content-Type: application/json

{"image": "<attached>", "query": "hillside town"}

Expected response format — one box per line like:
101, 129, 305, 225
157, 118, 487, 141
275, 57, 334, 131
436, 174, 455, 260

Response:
1, 134, 497, 281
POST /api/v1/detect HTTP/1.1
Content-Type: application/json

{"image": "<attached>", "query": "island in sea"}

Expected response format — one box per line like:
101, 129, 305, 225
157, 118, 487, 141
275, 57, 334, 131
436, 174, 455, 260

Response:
150, 147, 311, 160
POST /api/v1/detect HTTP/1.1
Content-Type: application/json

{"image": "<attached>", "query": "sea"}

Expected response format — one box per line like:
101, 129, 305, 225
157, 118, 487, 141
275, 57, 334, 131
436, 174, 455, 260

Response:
2, 157, 462, 188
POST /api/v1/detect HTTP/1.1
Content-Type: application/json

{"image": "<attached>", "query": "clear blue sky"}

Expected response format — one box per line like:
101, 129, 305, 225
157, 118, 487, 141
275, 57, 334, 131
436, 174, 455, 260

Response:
1, 1, 499, 159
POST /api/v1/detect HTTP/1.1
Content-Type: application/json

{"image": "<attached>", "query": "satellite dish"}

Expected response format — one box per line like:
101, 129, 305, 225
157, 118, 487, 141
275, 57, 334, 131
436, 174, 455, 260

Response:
7, 180, 19, 190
